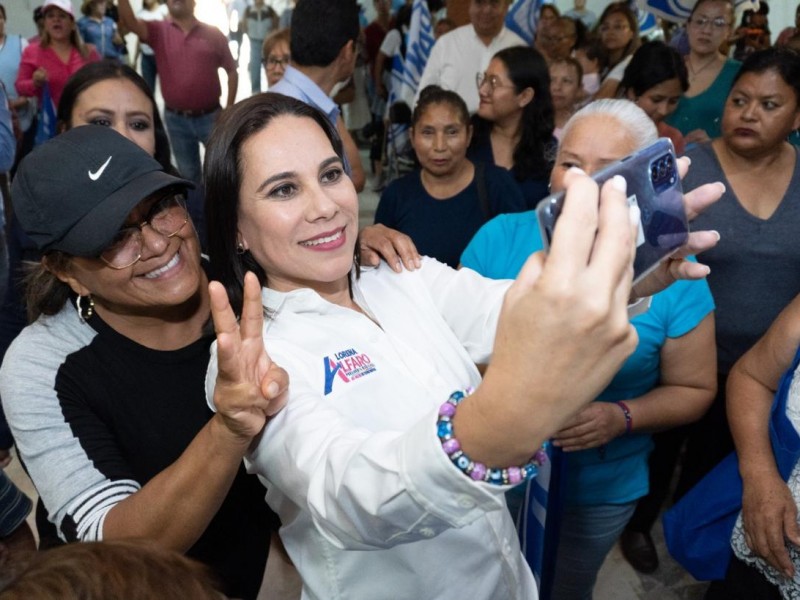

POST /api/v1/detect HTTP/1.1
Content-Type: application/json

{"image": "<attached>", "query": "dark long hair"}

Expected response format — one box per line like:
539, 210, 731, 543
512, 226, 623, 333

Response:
596, 1, 640, 73
472, 46, 555, 180
618, 41, 689, 97
731, 46, 800, 105
411, 85, 470, 128
57, 60, 173, 170
204, 93, 348, 316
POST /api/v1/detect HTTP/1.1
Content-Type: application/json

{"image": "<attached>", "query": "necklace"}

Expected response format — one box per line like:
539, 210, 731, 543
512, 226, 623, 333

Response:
687, 54, 719, 81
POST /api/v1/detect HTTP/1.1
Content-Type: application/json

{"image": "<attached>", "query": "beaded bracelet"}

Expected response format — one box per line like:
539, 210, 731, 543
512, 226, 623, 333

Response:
616, 400, 633, 435
437, 389, 549, 486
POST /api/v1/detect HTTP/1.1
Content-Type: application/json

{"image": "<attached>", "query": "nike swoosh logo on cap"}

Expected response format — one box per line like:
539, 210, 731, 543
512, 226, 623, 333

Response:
88, 156, 112, 181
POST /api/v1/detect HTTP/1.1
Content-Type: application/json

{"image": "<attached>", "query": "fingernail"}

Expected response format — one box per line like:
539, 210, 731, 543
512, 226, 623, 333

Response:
611, 174, 627, 194
717, 182, 726, 194
629, 204, 641, 227
267, 381, 279, 398
395, 261, 402, 272
567, 166, 586, 175
684, 156, 692, 166
711, 230, 721, 241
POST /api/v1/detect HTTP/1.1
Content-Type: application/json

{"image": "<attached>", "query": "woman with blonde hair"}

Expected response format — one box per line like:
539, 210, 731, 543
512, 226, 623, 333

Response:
16, 0, 100, 107
261, 27, 290, 88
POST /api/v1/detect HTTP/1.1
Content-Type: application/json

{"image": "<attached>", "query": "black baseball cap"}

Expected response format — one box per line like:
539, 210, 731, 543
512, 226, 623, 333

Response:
12, 125, 194, 257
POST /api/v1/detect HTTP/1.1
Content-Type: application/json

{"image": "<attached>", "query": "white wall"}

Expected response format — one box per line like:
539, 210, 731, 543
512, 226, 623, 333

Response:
6, 0, 41, 39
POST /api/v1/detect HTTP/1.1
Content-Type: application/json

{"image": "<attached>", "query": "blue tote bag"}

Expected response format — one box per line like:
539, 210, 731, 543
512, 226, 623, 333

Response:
663, 345, 800, 581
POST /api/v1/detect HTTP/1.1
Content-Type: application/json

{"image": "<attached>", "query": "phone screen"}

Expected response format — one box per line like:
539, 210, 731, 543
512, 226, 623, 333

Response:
536, 138, 688, 285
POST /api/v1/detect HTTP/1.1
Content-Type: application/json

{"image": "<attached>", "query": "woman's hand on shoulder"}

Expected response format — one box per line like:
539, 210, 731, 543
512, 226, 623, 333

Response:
741, 471, 800, 578
359, 224, 421, 272
632, 156, 724, 299
209, 272, 288, 442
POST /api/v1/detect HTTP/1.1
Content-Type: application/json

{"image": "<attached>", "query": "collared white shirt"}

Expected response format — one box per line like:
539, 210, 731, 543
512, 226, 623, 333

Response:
207, 260, 538, 600
415, 24, 526, 113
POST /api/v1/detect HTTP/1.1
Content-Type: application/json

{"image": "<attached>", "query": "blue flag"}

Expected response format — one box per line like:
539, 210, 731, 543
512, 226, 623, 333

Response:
504, 0, 547, 45
519, 444, 565, 600
387, 0, 434, 174
394, 0, 434, 108
35, 83, 57, 147
630, 0, 658, 35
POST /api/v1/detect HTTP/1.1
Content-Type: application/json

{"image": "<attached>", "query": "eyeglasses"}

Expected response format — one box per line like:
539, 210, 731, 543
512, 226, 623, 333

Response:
262, 55, 290, 68
688, 16, 729, 30
599, 23, 630, 33
100, 193, 189, 269
476, 72, 515, 92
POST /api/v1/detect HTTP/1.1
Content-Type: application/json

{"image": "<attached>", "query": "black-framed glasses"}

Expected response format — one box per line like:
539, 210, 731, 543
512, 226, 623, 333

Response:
100, 193, 189, 269
476, 72, 515, 92
688, 16, 729, 30
262, 55, 290, 69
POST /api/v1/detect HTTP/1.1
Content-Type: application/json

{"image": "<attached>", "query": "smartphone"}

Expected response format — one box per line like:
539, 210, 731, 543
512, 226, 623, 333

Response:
536, 138, 688, 285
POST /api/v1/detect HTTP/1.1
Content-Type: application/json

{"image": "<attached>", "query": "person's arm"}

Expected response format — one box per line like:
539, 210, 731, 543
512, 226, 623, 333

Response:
370, 181, 409, 263
103, 274, 286, 550
204, 170, 637, 551
594, 76, 620, 100
337, 118, 365, 192
14, 48, 42, 99
1, 283, 287, 553
240, 8, 249, 36
727, 293, 800, 577
0, 89, 16, 173
452, 171, 639, 467
359, 224, 421, 272
553, 313, 716, 451
133, 39, 142, 67
225, 68, 238, 108
117, 0, 149, 41
373, 50, 390, 99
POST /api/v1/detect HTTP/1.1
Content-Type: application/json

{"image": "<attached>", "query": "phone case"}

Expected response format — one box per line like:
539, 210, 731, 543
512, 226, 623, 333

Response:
536, 138, 688, 285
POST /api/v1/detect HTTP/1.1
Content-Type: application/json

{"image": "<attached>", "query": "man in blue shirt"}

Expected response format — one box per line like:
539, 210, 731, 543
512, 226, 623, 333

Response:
271, 0, 365, 191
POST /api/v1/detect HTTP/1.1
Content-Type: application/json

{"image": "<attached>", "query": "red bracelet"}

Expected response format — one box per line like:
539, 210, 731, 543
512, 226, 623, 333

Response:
616, 401, 633, 435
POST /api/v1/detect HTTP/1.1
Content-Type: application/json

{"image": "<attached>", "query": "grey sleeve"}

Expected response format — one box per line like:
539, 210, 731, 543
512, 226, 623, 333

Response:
0, 310, 140, 542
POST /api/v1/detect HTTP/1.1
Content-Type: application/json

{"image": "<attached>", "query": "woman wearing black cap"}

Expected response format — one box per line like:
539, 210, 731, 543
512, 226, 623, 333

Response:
0, 125, 287, 600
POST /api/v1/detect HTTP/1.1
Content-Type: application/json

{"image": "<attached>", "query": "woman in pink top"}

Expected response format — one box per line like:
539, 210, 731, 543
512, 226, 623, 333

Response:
15, 0, 100, 107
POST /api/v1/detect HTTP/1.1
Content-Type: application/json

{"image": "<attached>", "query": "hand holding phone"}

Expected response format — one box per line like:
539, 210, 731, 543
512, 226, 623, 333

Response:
536, 138, 689, 285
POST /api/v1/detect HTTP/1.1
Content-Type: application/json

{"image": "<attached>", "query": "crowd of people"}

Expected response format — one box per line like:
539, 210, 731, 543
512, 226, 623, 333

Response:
0, 0, 798, 599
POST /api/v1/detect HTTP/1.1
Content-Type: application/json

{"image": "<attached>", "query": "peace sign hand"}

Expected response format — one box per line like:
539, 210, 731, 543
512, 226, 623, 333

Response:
209, 272, 288, 442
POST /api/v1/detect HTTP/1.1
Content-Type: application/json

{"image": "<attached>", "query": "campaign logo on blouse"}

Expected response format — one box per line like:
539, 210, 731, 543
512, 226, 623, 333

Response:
323, 348, 377, 395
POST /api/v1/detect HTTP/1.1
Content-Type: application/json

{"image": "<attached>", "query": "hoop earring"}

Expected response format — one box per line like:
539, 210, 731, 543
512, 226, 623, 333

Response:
236, 242, 246, 255
75, 294, 95, 322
